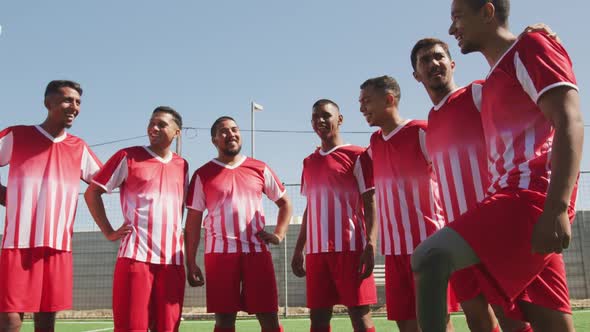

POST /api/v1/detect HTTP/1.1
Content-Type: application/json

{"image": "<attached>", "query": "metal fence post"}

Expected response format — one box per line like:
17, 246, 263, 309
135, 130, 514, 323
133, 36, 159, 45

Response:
284, 234, 289, 317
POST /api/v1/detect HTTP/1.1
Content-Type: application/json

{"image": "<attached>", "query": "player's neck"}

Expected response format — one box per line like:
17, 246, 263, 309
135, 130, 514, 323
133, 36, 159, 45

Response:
380, 112, 405, 137
482, 28, 517, 67
429, 83, 458, 106
217, 153, 243, 165
148, 145, 172, 159
320, 135, 344, 152
39, 120, 66, 138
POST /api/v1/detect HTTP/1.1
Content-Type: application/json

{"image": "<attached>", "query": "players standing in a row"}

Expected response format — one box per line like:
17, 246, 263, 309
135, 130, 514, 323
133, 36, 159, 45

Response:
291, 99, 378, 332
185, 116, 292, 332
0, 80, 102, 332
85, 107, 188, 331
358, 76, 458, 332
412, 1, 583, 331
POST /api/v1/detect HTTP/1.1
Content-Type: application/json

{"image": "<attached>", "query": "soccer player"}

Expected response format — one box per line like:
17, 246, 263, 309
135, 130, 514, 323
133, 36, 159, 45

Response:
358, 76, 457, 332
185, 116, 292, 332
412, 36, 536, 332
0, 80, 102, 332
411, 1, 583, 332
84, 106, 188, 332
291, 99, 377, 332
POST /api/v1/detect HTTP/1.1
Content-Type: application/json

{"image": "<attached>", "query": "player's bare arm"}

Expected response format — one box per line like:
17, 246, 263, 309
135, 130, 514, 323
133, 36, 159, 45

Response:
0, 182, 6, 206
291, 208, 308, 277
532, 87, 583, 254
359, 189, 377, 279
84, 183, 132, 241
184, 209, 205, 287
257, 194, 293, 245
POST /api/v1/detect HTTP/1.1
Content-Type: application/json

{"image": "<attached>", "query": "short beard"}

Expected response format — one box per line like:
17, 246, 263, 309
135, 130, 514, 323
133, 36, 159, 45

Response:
222, 146, 241, 157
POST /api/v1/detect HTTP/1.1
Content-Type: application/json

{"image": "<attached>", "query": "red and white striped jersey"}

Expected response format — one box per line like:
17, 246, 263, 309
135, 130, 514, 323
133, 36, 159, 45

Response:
482, 32, 578, 198
426, 82, 489, 222
92, 146, 188, 265
186, 156, 286, 254
301, 144, 374, 254
0, 125, 102, 251
362, 120, 445, 256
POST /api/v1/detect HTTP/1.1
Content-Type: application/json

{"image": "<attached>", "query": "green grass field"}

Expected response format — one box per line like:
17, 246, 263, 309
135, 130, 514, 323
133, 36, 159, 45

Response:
14, 310, 590, 331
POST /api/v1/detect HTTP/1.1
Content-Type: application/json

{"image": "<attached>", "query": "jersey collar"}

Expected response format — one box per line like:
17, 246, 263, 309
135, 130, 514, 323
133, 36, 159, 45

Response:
382, 119, 411, 141
35, 125, 67, 143
319, 144, 351, 156
433, 87, 462, 111
143, 146, 173, 163
212, 155, 247, 169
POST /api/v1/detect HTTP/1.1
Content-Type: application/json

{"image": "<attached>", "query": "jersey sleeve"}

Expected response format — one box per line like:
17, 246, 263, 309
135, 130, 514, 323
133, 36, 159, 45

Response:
80, 144, 103, 183
263, 165, 286, 202
514, 32, 578, 103
418, 128, 432, 164
0, 127, 14, 167
470, 82, 483, 112
300, 159, 307, 196
354, 150, 374, 194
91, 149, 128, 193
186, 172, 206, 212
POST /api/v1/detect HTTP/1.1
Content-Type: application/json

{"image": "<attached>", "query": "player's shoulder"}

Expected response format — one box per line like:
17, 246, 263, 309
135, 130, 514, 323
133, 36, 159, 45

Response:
407, 119, 428, 131
337, 144, 366, 157
243, 156, 269, 170
516, 31, 566, 55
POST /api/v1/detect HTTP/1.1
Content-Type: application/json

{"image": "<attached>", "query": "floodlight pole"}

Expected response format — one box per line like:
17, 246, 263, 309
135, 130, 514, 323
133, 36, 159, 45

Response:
251, 102, 255, 158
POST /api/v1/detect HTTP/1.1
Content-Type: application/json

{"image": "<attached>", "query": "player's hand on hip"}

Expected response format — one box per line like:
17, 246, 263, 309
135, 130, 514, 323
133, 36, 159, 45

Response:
187, 262, 205, 287
256, 230, 282, 245
358, 243, 375, 279
291, 251, 306, 277
106, 225, 133, 241
532, 211, 571, 254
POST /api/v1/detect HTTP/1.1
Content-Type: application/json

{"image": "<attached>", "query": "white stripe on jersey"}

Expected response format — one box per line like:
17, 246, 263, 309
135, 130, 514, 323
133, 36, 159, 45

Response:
514, 52, 539, 102
411, 179, 427, 242
334, 196, 343, 252
434, 153, 454, 222
396, 180, 413, 253
319, 188, 329, 251
449, 147, 468, 215
467, 146, 485, 203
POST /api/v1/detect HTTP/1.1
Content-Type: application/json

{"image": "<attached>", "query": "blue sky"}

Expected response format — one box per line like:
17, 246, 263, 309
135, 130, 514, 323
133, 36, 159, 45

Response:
0, 1, 588, 221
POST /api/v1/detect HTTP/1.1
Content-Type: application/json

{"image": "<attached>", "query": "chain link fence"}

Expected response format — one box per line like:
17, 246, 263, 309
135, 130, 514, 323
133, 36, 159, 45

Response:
0, 174, 589, 317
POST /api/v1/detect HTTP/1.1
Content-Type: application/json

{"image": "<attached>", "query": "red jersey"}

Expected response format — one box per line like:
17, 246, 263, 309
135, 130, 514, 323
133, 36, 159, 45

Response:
301, 144, 374, 254
482, 32, 578, 197
186, 156, 286, 254
363, 120, 445, 256
0, 125, 101, 251
426, 83, 489, 222
92, 146, 188, 265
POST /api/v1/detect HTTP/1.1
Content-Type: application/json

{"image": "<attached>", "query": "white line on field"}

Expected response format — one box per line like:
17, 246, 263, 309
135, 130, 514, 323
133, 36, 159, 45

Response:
82, 328, 113, 332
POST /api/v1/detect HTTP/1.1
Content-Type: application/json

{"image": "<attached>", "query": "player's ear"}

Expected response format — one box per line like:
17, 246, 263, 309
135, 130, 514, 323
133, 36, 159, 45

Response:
482, 2, 495, 23
338, 114, 343, 126
385, 93, 395, 107
412, 71, 421, 82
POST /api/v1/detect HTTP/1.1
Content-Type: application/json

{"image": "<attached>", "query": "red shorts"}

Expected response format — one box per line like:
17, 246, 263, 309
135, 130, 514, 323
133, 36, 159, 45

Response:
204, 252, 278, 314
113, 258, 185, 332
0, 247, 72, 312
450, 265, 486, 304
448, 189, 573, 316
385, 254, 459, 321
305, 251, 377, 309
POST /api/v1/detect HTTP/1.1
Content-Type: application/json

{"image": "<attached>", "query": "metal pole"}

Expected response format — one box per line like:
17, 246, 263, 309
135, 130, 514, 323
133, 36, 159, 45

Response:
251, 102, 255, 158
283, 234, 288, 318
175, 132, 182, 156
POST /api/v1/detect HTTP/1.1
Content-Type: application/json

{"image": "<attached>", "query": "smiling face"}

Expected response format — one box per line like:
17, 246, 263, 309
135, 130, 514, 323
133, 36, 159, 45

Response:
147, 111, 180, 150
449, 0, 487, 54
413, 44, 456, 95
212, 119, 242, 157
359, 86, 389, 128
311, 103, 342, 143
44, 87, 81, 129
